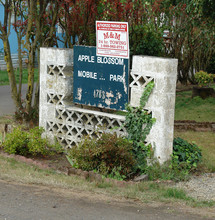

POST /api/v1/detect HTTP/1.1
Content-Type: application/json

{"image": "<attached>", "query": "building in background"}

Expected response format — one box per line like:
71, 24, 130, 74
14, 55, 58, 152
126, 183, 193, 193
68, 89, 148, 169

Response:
0, 2, 19, 55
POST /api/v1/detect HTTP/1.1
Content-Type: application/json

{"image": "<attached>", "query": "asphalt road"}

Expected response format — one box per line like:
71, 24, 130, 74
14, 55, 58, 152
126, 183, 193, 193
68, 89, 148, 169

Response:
0, 84, 28, 116
0, 180, 213, 220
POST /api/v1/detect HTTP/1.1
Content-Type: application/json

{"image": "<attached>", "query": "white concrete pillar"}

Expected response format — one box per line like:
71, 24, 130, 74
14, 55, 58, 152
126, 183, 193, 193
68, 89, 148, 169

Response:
130, 56, 178, 164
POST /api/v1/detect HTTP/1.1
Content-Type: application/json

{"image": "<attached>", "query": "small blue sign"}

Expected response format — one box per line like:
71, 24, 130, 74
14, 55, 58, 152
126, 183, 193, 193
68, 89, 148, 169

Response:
73, 46, 129, 110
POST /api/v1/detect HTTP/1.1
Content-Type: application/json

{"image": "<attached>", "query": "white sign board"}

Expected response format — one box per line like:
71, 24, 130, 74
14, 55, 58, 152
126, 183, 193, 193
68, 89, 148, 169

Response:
96, 21, 129, 59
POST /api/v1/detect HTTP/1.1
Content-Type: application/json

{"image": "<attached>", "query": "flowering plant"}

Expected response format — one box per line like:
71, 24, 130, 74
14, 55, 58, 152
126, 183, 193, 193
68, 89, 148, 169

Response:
194, 71, 214, 87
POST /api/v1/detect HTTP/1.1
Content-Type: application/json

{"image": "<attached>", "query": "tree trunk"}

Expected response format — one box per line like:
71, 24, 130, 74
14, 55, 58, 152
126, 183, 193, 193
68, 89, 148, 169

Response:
3, 37, 21, 109
33, 47, 40, 109
17, 34, 23, 102
26, 46, 35, 114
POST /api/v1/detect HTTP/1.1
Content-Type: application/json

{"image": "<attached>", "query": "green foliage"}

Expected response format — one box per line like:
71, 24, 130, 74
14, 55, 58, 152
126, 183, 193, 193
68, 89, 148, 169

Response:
125, 81, 155, 173
147, 160, 190, 182
194, 71, 214, 87
67, 132, 136, 179
174, 130, 215, 173
130, 25, 164, 57
27, 127, 61, 156
147, 137, 202, 182
2, 127, 62, 156
106, 166, 126, 181
173, 137, 202, 170
161, 0, 215, 84
2, 127, 29, 156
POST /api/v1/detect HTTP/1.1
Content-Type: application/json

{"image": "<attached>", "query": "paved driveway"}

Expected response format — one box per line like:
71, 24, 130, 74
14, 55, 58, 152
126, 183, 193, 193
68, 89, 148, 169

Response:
0, 84, 28, 116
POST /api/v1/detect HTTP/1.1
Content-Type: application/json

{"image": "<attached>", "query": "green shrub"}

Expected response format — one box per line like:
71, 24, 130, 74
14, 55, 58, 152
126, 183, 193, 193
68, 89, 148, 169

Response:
173, 137, 202, 170
67, 132, 136, 178
194, 71, 214, 87
2, 127, 29, 155
2, 127, 62, 156
27, 127, 62, 155
147, 138, 202, 182
130, 24, 164, 57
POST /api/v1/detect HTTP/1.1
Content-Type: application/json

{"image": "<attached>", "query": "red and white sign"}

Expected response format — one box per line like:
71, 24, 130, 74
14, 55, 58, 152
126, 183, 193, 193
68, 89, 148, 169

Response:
96, 21, 129, 59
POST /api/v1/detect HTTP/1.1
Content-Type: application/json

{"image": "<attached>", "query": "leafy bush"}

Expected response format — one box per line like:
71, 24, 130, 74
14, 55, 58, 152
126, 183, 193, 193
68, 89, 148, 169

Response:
2, 127, 62, 156
130, 24, 164, 57
147, 137, 202, 182
173, 137, 202, 170
67, 132, 136, 178
194, 71, 214, 87
2, 127, 29, 155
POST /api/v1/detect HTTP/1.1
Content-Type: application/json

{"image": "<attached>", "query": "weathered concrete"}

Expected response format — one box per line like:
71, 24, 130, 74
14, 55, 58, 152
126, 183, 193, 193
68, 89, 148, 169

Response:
130, 56, 178, 163
39, 48, 126, 147
39, 48, 73, 131
39, 48, 178, 164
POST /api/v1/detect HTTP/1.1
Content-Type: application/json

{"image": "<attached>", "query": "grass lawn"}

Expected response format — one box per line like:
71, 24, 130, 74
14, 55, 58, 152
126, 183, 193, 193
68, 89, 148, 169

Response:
175, 89, 215, 122
0, 68, 38, 85
174, 85, 215, 171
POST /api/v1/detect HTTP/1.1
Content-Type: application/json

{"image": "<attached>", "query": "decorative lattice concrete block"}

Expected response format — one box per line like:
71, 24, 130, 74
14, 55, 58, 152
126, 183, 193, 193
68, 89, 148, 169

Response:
39, 48, 73, 130
46, 106, 126, 147
40, 48, 178, 164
